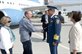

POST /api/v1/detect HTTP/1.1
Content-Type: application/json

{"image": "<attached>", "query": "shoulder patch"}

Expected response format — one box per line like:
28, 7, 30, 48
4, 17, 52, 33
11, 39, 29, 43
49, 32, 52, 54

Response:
56, 19, 60, 24
54, 16, 58, 18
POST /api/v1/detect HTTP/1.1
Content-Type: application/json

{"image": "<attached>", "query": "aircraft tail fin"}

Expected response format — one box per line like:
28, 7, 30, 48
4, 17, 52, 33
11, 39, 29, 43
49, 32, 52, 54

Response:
40, 0, 54, 5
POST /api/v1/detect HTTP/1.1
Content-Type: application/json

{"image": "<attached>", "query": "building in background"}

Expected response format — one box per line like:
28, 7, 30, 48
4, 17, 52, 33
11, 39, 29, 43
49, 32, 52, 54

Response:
44, 0, 48, 5
44, 0, 55, 5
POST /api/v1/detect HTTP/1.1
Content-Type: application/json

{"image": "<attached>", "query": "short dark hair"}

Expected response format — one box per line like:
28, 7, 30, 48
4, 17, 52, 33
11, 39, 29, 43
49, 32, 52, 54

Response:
24, 11, 29, 16
71, 11, 81, 22
58, 11, 61, 15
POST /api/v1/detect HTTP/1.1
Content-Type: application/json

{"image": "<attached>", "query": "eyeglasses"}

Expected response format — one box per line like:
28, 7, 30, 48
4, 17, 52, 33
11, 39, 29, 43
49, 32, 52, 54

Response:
8, 21, 11, 23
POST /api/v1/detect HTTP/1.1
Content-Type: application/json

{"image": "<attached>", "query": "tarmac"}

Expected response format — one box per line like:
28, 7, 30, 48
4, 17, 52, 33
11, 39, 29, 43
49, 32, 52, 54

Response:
12, 24, 71, 54
13, 18, 72, 54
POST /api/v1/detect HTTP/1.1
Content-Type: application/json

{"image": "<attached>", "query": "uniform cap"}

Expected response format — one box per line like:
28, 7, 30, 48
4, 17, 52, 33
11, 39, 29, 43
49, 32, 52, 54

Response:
47, 6, 58, 10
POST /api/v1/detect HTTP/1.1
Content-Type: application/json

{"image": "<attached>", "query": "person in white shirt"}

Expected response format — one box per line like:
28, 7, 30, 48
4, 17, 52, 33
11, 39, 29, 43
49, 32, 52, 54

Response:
69, 11, 82, 54
0, 16, 15, 54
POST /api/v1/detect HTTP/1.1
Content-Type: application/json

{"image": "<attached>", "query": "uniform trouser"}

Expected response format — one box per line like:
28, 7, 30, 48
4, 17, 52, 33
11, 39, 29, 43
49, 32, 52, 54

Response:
1, 48, 12, 54
71, 52, 82, 54
22, 40, 33, 54
49, 43, 58, 54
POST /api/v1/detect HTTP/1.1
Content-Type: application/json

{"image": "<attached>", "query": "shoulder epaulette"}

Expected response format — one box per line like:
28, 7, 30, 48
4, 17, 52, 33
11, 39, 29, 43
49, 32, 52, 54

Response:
54, 15, 58, 18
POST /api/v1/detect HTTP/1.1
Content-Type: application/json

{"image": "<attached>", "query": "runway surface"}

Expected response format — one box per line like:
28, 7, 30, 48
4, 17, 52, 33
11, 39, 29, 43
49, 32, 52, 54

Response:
11, 25, 72, 54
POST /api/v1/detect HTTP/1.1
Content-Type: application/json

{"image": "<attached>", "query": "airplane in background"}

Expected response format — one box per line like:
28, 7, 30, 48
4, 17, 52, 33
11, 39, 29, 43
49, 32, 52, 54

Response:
0, 0, 82, 25
0, 0, 44, 25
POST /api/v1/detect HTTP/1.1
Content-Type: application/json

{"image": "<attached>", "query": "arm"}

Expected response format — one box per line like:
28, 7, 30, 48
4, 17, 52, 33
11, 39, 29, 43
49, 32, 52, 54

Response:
72, 27, 79, 54
23, 19, 36, 32
41, 15, 46, 23
1, 27, 10, 53
41, 15, 44, 22
53, 18, 61, 44
19, 18, 42, 32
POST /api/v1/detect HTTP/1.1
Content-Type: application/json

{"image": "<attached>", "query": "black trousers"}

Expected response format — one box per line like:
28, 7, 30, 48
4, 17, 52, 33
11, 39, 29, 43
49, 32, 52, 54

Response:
22, 40, 33, 54
1, 48, 12, 54
42, 24, 48, 40
43, 30, 47, 40
71, 52, 82, 54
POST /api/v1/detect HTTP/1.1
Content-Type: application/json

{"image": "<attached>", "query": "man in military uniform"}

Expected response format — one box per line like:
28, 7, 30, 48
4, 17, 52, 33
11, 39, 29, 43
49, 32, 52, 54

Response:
47, 6, 61, 54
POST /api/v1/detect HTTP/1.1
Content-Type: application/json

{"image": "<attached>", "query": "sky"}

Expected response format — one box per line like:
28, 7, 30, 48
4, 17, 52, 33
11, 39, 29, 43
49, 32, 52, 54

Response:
31, 0, 38, 2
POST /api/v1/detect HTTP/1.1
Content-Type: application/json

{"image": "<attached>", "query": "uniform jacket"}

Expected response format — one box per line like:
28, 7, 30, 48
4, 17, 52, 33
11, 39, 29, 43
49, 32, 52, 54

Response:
69, 22, 82, 52
47, 15, 61, 43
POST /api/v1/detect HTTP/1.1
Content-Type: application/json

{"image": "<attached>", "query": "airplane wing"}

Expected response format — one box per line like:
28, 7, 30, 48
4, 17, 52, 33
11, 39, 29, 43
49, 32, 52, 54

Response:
48, 0, 82, 7
54, 3, 82, 7
22, 5, 47, 11
23, 2, 82, 11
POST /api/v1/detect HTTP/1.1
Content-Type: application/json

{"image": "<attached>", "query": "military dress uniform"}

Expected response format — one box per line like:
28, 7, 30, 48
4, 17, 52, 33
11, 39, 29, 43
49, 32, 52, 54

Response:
47, 15, 61, 54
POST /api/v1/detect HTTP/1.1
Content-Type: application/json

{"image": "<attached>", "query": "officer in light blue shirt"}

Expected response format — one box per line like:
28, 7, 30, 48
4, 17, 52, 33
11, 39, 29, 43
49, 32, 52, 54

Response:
47, 6, 61, 54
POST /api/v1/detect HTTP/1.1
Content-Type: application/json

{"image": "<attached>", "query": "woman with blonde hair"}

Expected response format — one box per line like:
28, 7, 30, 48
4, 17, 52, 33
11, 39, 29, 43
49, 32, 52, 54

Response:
0, 16, 15, 54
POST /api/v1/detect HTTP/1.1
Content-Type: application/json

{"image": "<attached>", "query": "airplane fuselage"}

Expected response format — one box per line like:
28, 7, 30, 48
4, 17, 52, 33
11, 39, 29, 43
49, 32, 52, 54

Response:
0, 0, 43, 25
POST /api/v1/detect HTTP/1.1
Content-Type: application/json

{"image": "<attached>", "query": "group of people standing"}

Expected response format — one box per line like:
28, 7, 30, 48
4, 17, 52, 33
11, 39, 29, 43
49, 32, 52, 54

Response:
41, 6, 82, 54
0, 6, 82, 54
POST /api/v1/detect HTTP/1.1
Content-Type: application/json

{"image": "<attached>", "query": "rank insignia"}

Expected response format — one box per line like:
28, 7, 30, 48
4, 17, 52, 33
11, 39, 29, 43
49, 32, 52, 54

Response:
56, 19, 60, 24
54, 34, 59, 40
